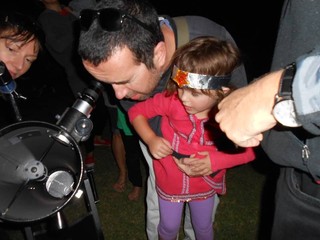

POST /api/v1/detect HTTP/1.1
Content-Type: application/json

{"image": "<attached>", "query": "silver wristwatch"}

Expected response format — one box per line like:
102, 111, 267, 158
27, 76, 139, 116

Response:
272, 63, 302, 127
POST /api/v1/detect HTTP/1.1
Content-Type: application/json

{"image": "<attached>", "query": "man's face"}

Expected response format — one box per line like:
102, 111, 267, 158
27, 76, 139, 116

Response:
83, 46, 161, 101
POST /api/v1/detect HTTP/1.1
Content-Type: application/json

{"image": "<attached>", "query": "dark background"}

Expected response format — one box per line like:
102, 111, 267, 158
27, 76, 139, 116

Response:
3, 0, 285, 81
0, 0, 285, 126
0, 1, 283, 238
150, 0, 285, 80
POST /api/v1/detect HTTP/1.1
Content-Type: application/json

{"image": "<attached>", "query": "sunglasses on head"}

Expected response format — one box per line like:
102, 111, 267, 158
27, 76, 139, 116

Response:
79, 8, 155, 34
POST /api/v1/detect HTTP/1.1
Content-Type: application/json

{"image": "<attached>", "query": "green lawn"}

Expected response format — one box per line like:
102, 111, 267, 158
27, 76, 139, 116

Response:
0, 146, 276, 240
93, 146, 274, 240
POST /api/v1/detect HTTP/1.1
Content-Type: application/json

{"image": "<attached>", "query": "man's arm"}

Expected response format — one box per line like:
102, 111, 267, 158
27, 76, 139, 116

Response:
292, 52, 320, 134
215, 70, 282, 147
216, 47, 320, 147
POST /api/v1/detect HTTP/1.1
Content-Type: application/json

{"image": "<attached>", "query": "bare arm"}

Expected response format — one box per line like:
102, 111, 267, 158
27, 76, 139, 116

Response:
131, 115, 172, 159
215, 69, 283, 147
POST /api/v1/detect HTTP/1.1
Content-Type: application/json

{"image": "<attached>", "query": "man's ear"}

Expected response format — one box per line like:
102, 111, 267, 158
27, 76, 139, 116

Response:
153, 41, 166, 68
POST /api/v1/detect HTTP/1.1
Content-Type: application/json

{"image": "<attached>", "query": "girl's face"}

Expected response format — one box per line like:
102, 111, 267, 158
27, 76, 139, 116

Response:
0, 31, 39, 79
177, 88, 219, 119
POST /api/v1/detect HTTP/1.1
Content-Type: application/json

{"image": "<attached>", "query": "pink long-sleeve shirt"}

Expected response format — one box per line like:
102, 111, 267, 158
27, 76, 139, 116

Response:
129, 91, 255, 202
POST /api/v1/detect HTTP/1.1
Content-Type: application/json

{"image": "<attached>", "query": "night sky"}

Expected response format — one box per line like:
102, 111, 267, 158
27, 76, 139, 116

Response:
1, 2, 284, 235
3, 0, 285, 81
149, 0, 285, 80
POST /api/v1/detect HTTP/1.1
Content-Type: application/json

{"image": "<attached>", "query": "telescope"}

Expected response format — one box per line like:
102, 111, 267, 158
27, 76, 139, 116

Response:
0, 64, 104, 238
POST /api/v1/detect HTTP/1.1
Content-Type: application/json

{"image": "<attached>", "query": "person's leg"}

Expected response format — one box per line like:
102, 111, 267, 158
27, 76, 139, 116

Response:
112, 129, 127, 192
84, 96, 109, 168
140, 141, 159, 240
128, 185, 142, 201
122, 132, 144, 201
105, 106, 127, 192
121, 132, 143, 198
183, 194, 219, 240
188, 196, 215, 240
83, 133, 95, 169
158, 198, 184, 240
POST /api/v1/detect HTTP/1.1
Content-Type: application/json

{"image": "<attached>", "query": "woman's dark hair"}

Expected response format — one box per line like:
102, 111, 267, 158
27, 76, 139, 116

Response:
0, 11, 44, 51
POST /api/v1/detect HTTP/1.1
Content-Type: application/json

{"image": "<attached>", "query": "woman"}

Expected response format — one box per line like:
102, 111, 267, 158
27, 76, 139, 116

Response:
0, 11, 43, 127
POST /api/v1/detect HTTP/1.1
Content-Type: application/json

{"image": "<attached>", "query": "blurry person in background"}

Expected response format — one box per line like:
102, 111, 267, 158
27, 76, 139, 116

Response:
38, 0, 110, 169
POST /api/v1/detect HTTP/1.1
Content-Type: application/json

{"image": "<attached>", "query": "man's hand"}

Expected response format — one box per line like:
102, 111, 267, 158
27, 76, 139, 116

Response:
215, 70, 283, 147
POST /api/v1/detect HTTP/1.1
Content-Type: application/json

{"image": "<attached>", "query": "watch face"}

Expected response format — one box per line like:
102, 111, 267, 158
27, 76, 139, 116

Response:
273, 99, 302, 127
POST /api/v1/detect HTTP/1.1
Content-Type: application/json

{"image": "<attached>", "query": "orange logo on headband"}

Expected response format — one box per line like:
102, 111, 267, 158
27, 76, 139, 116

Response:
173, 69, 188, 87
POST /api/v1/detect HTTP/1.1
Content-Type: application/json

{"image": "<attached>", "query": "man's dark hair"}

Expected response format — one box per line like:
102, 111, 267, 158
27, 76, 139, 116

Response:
78, 0, 164, 69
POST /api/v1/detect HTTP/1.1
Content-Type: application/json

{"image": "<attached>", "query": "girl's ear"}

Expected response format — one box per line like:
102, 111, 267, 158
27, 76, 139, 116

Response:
221, 87, 230, 94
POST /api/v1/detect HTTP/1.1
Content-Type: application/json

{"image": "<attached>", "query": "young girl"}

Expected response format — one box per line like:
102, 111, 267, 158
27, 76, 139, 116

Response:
128, 36, 255, 240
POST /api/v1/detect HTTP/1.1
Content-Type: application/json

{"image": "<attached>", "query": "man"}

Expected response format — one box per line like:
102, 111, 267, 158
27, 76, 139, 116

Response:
215, 0, 320, 239
78, 0, 248, 238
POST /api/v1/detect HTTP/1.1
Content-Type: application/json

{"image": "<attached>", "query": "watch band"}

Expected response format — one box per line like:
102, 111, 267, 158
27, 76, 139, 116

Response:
273, 62, 301, 127
277, 63, 296, 98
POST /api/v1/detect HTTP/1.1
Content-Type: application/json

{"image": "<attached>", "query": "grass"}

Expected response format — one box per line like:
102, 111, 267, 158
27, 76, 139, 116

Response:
0, 146, 275, 240
91, 146, 273, 240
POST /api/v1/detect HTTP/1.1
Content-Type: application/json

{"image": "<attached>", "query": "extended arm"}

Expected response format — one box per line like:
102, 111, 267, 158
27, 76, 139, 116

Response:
215, 70, 282, 147
216, 47, 320, 148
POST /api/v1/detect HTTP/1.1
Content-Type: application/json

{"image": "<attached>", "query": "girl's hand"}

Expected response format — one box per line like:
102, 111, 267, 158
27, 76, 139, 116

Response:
148, 136, 172, 159
173, 151, 213, 176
